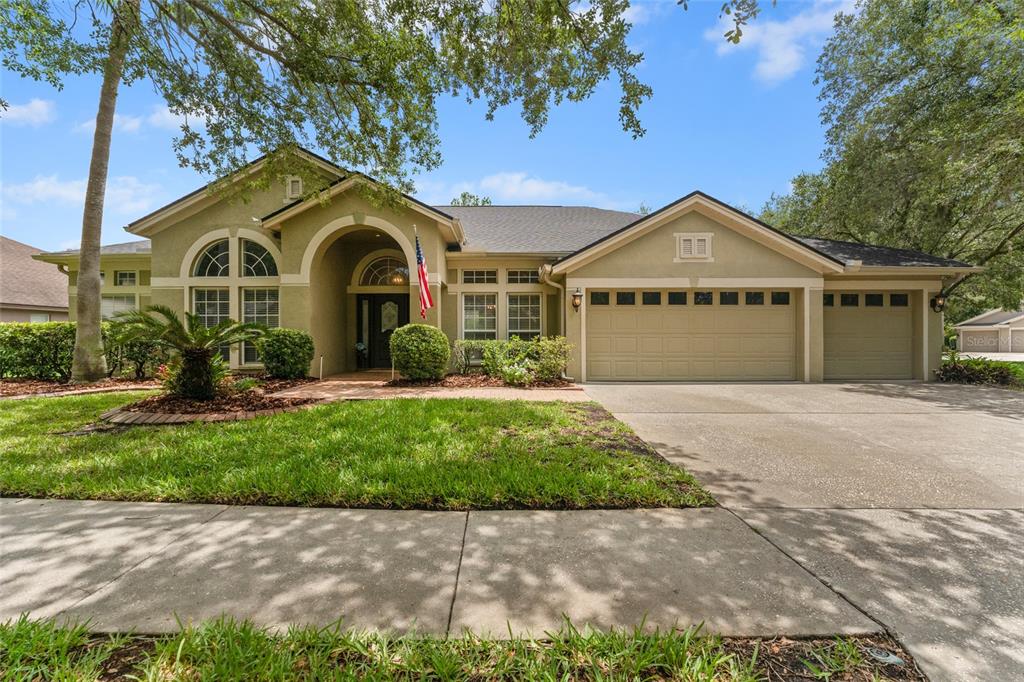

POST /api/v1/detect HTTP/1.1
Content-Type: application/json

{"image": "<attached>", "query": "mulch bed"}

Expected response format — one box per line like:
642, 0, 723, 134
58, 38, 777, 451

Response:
121, 390, 316, 414
0, 378, 158, 398
386, 374, 575, 389
722, 633, 926, 681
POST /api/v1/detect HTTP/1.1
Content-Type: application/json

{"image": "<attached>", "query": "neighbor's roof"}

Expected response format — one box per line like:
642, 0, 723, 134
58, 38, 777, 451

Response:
47, 240, 152, 257
0, 236, 69, 310
436, 205, 640, 253
956, 309, 1024, 327
793, 237, 973, 268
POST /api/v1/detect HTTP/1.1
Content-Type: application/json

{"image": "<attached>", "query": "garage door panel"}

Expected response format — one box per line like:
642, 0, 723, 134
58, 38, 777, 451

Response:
1012, 333, 1024, 352
961, 330, 998, 352
824, 296, 913, 380
586, 289, 797, 381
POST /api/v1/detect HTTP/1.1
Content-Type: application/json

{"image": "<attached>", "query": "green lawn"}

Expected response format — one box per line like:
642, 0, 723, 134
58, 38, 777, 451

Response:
0, 392, 712, 509
0, 616, 919, 682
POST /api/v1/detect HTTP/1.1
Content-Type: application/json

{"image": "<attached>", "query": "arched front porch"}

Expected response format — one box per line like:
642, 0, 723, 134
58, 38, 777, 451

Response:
307, 225, 417, 375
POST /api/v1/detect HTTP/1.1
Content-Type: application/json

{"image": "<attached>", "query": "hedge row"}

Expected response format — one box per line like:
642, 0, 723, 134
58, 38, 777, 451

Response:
453, 336, 571, 385
0, 322, 165, 381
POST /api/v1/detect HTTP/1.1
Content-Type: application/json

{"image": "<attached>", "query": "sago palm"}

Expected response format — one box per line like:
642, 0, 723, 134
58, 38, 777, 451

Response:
110, 305, 265, 400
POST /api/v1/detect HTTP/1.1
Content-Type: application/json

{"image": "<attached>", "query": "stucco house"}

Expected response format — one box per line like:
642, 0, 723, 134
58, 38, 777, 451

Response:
955, 309, 1024, 354
36, 149, 979, 382
1, 236, 70, 322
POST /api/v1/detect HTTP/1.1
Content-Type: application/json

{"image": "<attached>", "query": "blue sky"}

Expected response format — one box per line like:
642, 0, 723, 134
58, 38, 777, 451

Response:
0, 0, 852, 251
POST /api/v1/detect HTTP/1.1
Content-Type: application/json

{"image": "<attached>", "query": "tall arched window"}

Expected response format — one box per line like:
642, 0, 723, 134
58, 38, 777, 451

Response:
360, 256, 409, 286
193, 239, 229, 277
242, 239, 278, 277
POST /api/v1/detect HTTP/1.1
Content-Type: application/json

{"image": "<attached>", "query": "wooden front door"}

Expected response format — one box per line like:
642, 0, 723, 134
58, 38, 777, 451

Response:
358, 294, 409, 368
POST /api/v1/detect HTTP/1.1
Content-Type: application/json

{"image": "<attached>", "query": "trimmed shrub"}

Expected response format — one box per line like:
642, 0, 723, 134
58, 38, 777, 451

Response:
453, 336, 572, 385
936, 352, 1022, 386
390, 324, 451, 380
0, 322, 76, 381
256, 328, 314, 379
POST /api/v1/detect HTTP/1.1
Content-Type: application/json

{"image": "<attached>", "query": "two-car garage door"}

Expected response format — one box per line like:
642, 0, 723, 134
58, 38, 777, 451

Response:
586, 289, 797, 381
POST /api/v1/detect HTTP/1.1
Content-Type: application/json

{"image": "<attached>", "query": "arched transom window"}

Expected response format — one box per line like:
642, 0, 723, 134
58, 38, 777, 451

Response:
242, 239, 278, 277
360, 256, 409, 286
193, 239, 229, 277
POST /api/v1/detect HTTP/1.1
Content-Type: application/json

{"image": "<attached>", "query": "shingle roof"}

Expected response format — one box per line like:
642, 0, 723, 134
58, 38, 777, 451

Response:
436, 205, 640, 253
0, 237, 69, 310
956, 310, 1024, 327
793, 237, 972, 268
49, 240, 152, 256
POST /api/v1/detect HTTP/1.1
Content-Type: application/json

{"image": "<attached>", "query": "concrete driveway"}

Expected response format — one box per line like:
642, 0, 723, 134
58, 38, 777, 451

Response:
584, 382, 1024, 682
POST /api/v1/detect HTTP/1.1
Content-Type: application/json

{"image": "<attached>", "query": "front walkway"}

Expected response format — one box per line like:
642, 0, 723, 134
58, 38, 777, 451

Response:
272, 371, 586, 402
0, 497, 874, 637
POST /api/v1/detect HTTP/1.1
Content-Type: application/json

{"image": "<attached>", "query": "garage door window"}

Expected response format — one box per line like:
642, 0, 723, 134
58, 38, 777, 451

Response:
841, 293, 859, 307
668, 291, 687, 305
745, 291, 764, 305
695, 291, 713, 305
464, 294, 497, 340
642, 292, 661, 305
890, 294, 909, 307
590, 291, 609, 305
616, 292, 635, 305
823, 293, 834, 307
771, 291, 791, 305
865, 293, 884, 307
720, 291, 739, 305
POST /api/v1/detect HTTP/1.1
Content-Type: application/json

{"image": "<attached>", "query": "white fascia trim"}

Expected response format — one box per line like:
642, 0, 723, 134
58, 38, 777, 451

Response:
566, 277, 823, 289
823, 280, 942, 290
447, 251, 567, 260
551, 194, 845, 275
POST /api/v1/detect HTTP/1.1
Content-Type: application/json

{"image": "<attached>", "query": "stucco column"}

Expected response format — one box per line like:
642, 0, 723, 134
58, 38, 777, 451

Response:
565, 287, 584, 381
806, 286, 824, 382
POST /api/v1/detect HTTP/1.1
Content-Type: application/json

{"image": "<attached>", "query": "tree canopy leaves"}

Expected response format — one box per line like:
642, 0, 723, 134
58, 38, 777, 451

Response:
762, 0, 1024, 319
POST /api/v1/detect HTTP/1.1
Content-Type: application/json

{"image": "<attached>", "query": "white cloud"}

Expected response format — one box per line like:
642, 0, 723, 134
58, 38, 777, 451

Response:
417, 171, 625, 207
146, 104, 206, 131
73, 114, 143, 135
3, 99, 56, 127
704, 0, 855, 84
479, 172, 605, 203
4, 174, 161, 215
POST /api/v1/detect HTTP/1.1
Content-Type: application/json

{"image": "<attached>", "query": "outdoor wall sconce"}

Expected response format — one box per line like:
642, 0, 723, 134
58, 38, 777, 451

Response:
571, 288, 583, 312
930, 294, 947, 313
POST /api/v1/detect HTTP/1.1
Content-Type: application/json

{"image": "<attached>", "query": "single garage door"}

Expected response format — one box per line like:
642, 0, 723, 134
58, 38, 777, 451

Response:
586, 289, 797, 381
824, 291, 913, 379
1012, 331, 1024, 352
960, 329, 999, 353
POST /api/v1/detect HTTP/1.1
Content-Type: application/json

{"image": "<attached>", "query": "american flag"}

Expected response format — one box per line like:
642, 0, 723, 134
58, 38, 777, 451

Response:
416, 233, 434, 319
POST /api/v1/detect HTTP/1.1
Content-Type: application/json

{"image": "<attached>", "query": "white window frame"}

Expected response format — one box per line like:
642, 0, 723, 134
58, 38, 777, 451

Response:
674, 232, 714, 262
462, 293, 498, 340
506, 269, 539, 284
462, 269, 497, 284
285, 175, 303, 200
100, 294, 136, 319
113, 270, 137, 287
507, 293, 542, 339
29, 313, 50, 323
192, 288, 231, 360
241, 287, 280, 364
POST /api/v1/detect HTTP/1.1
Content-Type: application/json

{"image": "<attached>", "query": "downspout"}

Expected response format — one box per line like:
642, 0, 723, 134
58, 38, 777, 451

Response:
539, 264, 574, 381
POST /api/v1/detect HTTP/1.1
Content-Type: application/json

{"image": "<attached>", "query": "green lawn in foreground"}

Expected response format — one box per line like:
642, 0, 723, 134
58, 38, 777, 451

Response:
0, 392, 712, 509
0, 616, 916, 682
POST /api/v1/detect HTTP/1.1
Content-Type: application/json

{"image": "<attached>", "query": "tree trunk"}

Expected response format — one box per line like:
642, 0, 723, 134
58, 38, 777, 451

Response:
71, 0, 140, 383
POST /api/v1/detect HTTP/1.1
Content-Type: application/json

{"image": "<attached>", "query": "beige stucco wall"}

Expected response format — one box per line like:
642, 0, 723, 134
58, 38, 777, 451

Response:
571, 211, 820, 279
65, 257, 153, 321
0, 307, 69, 322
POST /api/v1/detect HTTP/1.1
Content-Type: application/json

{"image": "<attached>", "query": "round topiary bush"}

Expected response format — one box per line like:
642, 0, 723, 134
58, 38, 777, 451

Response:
390, 324, 450, 380
255, 328, 314, 379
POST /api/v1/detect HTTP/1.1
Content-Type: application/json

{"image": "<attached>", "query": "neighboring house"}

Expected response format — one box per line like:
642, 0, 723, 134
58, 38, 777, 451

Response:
0, 236, 70, 322
36, 149, 979, 382
954, 309, 1024, 353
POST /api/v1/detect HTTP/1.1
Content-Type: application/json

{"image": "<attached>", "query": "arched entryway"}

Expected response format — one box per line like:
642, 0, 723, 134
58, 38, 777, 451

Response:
308, 227, 414, 374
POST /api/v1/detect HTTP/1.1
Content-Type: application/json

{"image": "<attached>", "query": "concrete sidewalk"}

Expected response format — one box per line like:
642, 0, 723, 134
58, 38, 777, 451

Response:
0, 497, 875, 637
